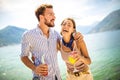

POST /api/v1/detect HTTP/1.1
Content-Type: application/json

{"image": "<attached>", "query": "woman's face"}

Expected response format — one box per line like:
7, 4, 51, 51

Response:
61, 19, 75, 37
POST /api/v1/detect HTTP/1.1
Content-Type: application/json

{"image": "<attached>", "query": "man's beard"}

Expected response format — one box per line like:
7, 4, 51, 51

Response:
44, 18, 55, 27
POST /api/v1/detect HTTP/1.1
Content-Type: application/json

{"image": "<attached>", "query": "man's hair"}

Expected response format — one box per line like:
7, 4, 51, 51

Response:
35, 4, 53, 21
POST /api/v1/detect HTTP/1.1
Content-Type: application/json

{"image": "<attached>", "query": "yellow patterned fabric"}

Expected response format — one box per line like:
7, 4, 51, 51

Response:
66, 69, 93, 80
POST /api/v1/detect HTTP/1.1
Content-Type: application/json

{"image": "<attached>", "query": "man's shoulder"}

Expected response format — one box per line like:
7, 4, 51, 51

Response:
25, 28, 37, 34
50, 29, 61, 39
50, 29, 59, 34
23, 28, 37, 36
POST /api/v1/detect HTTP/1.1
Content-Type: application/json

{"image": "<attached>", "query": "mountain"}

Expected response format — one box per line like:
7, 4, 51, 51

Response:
76, 22, 98, 34
89, 9, 120, 33
0, 25, 27, 47
77, 26, 93, 34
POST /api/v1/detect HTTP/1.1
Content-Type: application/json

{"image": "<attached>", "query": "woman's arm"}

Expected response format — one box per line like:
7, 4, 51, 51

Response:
76, 39, 91, 65
57, 39, 61, 51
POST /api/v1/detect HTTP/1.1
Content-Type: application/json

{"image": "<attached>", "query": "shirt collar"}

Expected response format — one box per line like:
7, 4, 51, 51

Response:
36, 24, 53, 38
36, 25, 43, 35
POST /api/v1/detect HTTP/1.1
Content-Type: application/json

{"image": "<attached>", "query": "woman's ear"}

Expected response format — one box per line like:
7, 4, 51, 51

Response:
73, 29, 76, 33
60, 32, 62, 35
72, 29, 76, 37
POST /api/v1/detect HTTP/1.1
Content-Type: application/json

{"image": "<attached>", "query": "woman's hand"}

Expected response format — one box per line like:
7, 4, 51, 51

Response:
70, 51, 89, 72
66, 59, 88, 72
75, 60, 86, 72
66, 62, 74, 71
67, 51, 83, 71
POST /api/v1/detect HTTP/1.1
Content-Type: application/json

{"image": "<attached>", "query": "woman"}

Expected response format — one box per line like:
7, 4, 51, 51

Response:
58, 18, 93, 80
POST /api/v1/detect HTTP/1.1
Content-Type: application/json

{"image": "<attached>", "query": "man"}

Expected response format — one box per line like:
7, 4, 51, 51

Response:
20, 4, 61, 80
20, 4, 85, 80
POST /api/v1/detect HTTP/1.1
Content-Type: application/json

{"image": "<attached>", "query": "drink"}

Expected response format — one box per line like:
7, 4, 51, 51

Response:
41, 55, 48, 76
68, 51, 77, 64
43, 64, 48, 76
68, 51, 80, 76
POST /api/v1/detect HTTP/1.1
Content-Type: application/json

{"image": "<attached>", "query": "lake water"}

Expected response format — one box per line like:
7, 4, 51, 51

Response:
0, 30, 120, 80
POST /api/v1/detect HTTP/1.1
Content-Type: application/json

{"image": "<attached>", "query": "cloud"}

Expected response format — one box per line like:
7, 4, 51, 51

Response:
0, 0, 120, 30
0, 0, 37, 29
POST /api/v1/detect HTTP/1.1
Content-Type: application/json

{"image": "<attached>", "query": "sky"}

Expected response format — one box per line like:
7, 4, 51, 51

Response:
0, 0, 120, 31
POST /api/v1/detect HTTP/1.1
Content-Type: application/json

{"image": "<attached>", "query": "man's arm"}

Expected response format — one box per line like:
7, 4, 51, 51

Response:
21, 56, 36, 71
21, 56, 48, 76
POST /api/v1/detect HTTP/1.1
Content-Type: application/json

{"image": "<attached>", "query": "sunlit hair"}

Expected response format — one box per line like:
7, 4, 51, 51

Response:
61, 18, 76, 29
35, 4, 53, 21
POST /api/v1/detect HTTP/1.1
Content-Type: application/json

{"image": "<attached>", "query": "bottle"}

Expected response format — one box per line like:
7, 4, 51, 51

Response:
41, 55, 48, 76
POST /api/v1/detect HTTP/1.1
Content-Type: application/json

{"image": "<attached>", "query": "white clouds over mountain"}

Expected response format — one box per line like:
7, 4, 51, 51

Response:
0, 0, 120, 31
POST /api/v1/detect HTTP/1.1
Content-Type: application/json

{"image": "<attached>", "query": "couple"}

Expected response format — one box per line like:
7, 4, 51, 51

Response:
20, 4, 93, 80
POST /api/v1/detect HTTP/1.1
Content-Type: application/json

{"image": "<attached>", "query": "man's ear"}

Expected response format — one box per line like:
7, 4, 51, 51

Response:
39, 15, 44, 20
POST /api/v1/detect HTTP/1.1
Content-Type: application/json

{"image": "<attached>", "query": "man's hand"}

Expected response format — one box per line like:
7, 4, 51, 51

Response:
34, 64, 48, 76
73, 32, 83, 41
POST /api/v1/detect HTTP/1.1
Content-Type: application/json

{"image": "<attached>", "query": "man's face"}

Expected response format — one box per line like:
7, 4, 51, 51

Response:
43, 8, 56, 27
